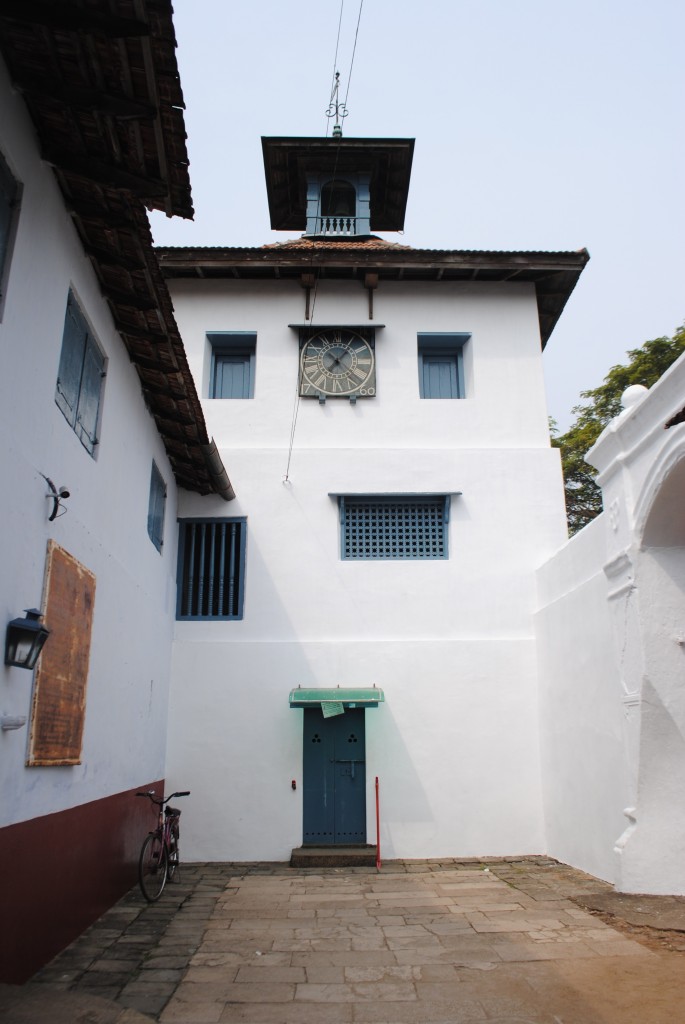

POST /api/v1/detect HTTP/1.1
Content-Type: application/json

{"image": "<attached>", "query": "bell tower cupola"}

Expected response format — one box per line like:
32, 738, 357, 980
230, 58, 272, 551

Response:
261, 134, 414, 240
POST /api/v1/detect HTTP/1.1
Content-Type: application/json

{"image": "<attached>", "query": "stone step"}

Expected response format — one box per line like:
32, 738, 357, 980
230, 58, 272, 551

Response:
290, 845, 378, 868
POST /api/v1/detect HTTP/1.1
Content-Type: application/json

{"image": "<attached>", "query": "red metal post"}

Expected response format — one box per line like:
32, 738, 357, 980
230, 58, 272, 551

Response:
375, 776, 381, 870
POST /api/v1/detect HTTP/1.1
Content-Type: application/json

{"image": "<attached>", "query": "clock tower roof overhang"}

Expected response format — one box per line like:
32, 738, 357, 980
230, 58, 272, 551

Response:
261, 136, 415, 232
156, 244, 589, 349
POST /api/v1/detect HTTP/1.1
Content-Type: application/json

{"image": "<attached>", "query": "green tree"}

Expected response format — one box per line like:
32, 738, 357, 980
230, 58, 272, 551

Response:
552, 323, 685, 535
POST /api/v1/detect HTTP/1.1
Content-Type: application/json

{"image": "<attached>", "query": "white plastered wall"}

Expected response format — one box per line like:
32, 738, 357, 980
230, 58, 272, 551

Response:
166, 274, 568, 860
535, 515, 630, 883
0, 57, 178, 826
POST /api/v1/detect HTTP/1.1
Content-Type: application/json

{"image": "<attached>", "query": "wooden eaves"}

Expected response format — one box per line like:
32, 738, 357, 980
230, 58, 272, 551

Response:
156, 243, 590, 348
0, 0, 233, 499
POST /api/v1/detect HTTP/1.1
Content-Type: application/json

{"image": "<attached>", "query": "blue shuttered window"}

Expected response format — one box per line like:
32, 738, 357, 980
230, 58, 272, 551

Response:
418, 333, 469, 399
177, 519, 247, 620
339, 495, 450, 560
208, 333, 256, 398
0, 150, 20, 313
147, 462, 166, 552
55, 292, 106, 455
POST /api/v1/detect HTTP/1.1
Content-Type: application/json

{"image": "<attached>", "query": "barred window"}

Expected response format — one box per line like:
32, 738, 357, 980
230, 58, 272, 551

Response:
337, 495, 450, 560
177, 519, 246, 619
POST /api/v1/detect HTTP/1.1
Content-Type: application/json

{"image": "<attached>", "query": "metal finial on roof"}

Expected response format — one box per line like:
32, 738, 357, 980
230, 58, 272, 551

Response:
326, 71, 348, 138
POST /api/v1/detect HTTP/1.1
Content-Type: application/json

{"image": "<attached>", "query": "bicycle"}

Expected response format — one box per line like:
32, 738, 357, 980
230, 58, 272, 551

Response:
136, 789, 190, 901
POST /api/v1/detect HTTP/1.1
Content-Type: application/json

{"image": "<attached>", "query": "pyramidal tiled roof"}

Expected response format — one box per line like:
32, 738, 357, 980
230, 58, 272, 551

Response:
261, 236, 415, 251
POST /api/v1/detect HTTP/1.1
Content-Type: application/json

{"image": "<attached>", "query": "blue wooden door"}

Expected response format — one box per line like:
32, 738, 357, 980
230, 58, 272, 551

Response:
303, 708, 366, 844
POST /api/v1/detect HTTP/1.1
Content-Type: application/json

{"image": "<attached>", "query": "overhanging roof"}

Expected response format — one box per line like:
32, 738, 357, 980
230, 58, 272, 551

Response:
262, 136, 415, 232
0, 1, 232, 499
289, 687, 385, 708
157, 243, 590, 348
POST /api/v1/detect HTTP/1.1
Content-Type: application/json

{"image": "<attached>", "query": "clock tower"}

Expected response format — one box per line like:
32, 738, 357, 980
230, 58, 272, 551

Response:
261, 133, 414, 402
159, 115, 588, 866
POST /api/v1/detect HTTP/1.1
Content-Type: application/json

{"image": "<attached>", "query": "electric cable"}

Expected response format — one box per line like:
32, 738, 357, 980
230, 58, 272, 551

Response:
343, 0, 364, 110
283, 0, 365, 483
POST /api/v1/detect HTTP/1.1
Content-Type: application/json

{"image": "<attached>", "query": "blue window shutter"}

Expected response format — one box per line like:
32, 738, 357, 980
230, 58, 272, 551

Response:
0, 153, 18, 294
418, 333, 469, 399
147, 463, 166, 552
422, 355, 459, 399
55, 292, 106, 455
208, 333, 256, 399
214, 354, 250, 398
56, 298, 86, 425
76, 330, 105, 451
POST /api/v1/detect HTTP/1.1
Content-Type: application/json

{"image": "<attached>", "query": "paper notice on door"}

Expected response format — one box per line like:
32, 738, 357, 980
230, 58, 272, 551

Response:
321, 701, 345, 718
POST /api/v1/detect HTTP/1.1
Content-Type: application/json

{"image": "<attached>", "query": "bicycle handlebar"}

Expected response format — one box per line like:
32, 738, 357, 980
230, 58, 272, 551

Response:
136, 790, 190, 806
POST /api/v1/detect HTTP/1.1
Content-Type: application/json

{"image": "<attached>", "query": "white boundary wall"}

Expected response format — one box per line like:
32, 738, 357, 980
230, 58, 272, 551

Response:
537, 351, 685, 893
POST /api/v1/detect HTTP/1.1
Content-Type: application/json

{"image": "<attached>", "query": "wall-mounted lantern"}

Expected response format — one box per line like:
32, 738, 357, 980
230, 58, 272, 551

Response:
41, 474, 70, 521
4, 609, 50, 670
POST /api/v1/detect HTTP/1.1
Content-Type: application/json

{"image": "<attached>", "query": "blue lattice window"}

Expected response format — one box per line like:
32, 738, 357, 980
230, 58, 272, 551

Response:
336, 495, 451, 560
177, 518, 247, 619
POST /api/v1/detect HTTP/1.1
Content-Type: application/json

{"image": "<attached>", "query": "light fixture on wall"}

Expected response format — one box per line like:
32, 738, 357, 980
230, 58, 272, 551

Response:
41, 473, 70, 521
4, 609, 50, 670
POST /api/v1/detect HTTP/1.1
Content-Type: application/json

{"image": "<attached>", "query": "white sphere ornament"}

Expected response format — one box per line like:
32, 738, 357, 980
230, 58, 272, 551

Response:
621, 384, 648, 411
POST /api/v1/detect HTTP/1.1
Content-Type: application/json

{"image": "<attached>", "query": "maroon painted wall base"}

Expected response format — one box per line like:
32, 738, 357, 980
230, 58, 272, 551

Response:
0, 781, 163, 983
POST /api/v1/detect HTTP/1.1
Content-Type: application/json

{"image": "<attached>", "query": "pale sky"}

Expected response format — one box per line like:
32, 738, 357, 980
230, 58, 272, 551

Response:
150, 0, 684, 431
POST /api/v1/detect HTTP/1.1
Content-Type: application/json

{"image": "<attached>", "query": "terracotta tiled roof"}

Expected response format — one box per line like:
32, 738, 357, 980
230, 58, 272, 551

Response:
261, 236, 415, 251
157, 245, 590, 349
0, 0, 233, 499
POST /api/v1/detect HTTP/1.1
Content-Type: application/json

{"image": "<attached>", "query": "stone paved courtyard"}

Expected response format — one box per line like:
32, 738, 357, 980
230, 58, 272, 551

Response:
7, 858, 685, 1024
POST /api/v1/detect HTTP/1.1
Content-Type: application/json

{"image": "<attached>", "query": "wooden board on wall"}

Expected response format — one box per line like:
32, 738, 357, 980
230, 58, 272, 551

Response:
27, 540, 96, 766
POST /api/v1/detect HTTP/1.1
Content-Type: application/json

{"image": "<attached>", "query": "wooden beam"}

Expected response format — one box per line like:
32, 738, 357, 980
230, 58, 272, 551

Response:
103, 286, 159, 311
13, 74, 157, 120
128, 353, 182, 374
67, 198, 136, 229
113, 319, 168, 340
82, 242, 146, 272
0, 1, 150, 38
45, 147, 167, 198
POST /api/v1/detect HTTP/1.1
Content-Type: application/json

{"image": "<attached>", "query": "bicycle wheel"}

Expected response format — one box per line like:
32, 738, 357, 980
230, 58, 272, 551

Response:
138, 832, 168, 901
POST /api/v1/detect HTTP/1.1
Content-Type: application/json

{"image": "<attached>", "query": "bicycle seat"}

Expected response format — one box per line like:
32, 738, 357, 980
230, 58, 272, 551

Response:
165, 805, 181, 817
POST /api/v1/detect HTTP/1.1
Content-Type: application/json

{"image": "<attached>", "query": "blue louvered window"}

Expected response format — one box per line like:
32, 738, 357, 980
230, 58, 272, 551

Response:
177, 518, 247, 619
338, 495, 450, 560
55, 291, 106, 455
418, 333, 469, 399
147, 462, 166, 552
208, 333, 256, 398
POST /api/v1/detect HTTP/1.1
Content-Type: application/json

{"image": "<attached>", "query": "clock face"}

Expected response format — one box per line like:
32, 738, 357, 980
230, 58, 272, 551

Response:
300, 329, 376, 398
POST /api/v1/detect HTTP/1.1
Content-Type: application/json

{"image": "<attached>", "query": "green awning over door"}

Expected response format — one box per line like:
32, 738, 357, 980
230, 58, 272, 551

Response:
288, 686, 385, 709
